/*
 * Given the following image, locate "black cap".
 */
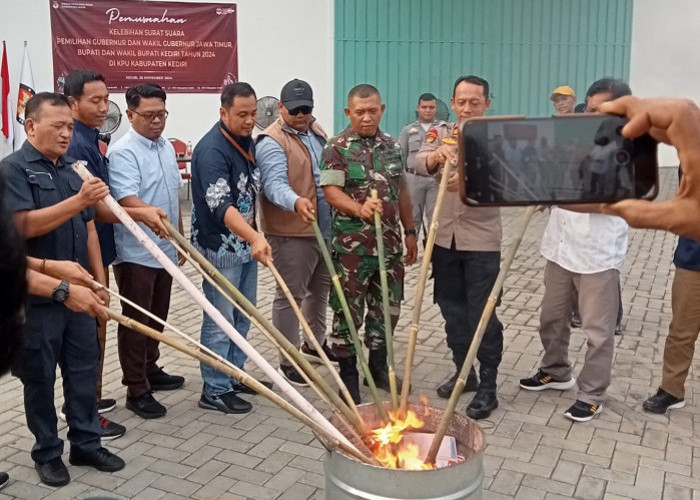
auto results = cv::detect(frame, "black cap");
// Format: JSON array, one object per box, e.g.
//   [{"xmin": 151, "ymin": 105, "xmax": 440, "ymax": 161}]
[{"xmin": 280, "ymin": 79, "xmax": 313, "ymax": 109}]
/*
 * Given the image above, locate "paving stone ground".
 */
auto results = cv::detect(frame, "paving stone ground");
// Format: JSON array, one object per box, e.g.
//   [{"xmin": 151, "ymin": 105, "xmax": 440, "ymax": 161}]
[{"xmin": 1, "ymin": 167, "xmax": 698, "ymax": 500}]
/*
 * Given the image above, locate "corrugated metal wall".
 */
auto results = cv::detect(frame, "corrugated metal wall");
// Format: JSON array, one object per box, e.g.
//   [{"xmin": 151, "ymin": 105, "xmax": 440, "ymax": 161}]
[{"xmin": 334, "ymin": 0, "xmax": 633, "ymax": 135}]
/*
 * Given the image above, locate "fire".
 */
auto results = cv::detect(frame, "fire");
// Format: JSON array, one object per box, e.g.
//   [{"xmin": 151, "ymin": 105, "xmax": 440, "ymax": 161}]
[{"xmin": 368, "ymin": 409, "xmax": 434, "ymax": 470}]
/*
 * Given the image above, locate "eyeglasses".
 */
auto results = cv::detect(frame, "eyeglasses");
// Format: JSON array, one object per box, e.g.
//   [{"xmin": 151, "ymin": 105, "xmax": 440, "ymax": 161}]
[
  {"xmin": 286, "ymin": 106, "xmax": 313, "ymax": 116},
  {"xmin": 130, "ymin": 109, "xmax": 169, "ymax": 121}
]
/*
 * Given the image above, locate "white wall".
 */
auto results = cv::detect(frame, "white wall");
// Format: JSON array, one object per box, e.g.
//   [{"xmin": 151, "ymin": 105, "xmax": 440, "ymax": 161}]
[
  {"xmin": 630, "ymin": 0, "xmax": 700, "ymax": 166},
  {"xmin": 0, "ymin": 0, "xmax": 334, "ymax": 145}
]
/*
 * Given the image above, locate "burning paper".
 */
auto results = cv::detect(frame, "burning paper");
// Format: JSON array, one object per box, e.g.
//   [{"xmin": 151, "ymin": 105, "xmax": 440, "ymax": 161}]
[{"xmin": 368, "ymin": 409, "xmax": 462, "ymax": 470}]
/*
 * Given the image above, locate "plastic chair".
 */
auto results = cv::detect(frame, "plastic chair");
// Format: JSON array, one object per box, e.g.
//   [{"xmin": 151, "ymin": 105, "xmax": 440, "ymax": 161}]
[{"xmin": 169, "ymin": 138, "xmax": 191, "ymax": 200}]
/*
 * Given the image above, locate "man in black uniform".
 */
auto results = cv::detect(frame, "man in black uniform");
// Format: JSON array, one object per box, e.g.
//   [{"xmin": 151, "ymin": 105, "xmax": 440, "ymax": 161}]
[{"xmin": 1, "ymin": 92, "xmax": 124, "ymax": 487}]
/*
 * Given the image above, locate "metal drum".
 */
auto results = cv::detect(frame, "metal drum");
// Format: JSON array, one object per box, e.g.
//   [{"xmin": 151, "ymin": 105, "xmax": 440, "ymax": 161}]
[{"xmin": 325, "ymin": 403, "xmax": 485, "ymax": 500}]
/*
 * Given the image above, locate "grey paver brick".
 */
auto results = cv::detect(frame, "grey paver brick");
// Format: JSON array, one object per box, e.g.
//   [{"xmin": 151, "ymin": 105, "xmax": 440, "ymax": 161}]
[
  {"xmin": 515, "ymin": 485, "xmax": 546, "ymax": 500},
  {"xmin": 573, "ymin": 475, "xmax": 606, "ymax": 500},
  {"xmin": 274, "ymin": 483, "xmax": 317, "ymax": 500},
  {"xmin": 663, "ymin": 483, "xmax": 692, "ymax": 500},
  {"xmin": 551, "ymin": 460, "xmax": 583, "ymax": 485},
  {"xmin": 113, "ymin": 469, "xmax": 160, "ymax": 497},
  {"xmin": 192, "ymin": 474, "xmax": 239, "ymax": 499},
  {"xmin": 264, "ymin": 465, "xmax": 305, "ymax": 491},
  {"xmin": 229, "ymin": 480, "xmax": 279, "ymax": 500},
  {"xmin": 521, "ymin": 474, "xmax": 575, "ymax": 496},
  {"xmin": 490, "ymin": 469, "xmax": 525, "ymax": 496}
]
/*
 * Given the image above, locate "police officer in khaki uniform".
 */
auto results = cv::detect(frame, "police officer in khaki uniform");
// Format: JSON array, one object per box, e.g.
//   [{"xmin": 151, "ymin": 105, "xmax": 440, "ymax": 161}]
[
  {"xmin": 398, "ymin": 93, "xmax": 444, "ymax": 243},
  {"xmin": 415, "ymin": 75, "xmax": 503, "ymax": 420}
]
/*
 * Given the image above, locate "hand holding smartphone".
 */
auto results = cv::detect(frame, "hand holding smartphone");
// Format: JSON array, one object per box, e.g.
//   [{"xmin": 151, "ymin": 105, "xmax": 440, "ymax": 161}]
[{"xmin": 458, "ymin": 114, "xmax": 659, "ymax": 206}]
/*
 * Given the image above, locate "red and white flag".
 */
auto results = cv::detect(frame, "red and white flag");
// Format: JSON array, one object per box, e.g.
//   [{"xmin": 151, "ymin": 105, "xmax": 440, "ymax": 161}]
[
  {"xmin": 0, "ymin": 41, "xmax": 13, "ymax": 159},
  {"xmin": 13, "ymin": 42, "xmax": 35, "ymax": 151}
]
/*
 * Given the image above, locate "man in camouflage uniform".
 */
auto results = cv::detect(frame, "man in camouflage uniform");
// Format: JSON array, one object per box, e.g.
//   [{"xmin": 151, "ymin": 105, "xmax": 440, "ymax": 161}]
[{"xmin": 320, "ymin": 84, "xmax": 417, "ymax": 403}]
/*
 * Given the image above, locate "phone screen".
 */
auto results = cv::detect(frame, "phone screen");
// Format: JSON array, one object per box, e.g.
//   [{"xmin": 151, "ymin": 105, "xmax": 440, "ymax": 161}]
[{"xmin": 460, "ymin": 115, "xmax": 658, "ymax": 205}]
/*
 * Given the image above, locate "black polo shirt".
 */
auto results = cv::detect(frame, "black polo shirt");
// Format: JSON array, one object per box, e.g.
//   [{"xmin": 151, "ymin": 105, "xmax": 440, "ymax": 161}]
[
  {"xmin": 1, "ymin": 142, "xmax": 96, "ymax": 302},
  {"xmin": 67, "ymin": 119, "xmax": 116, "ymax": 267}
]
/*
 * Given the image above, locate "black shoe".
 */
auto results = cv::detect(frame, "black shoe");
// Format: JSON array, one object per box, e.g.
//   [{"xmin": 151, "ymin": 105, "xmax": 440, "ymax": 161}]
[
  {"xmin": 364, "ymin": 347, "xmax": 408, "ymax": 393},
  {"xmin": 99, "ymin": 415, "xmax": 126, "ymax": 440},
  {"xmin": 465, "ymin": 388, "xmax": 498, "ymax": 420},
  {"xmin": 642, "ymin": 388, "xmax": 685, "ymax": 414},
  {"xmin": 69, "ymin": 447, "xmax": 125, "ymax": 472},
  {"xmin": 126, "ymin": 392, "xmax": 166, "ymax": 419},
  {"xmin": 147, "ymin": 368, "xmax": 185, "ymax": 391},
  {"xmin": 615, "ymin": 323, "xmax": 623, "ymax": 335},
  {"xmin": 519, "ymin": 369, "xmax": 576, "ymax": 391},
  {"xmin": 198, "ymin": 390, "xmax": 252, "ymax": 414},
  {"xmin": 0, "ymin": 471, "xmax": 7, "ymax": 490},
  {"xmin": 363, "ymin": 369, "xmax": 406, "ymax": 393},
  {"xmin": 278, "ymin": 365, "xmax": 308, "ymax": 387},
  {"xmin": 61, "ymin": 399, "xmax": 117, "ymax": 421},
  {"xmin": 564, "ymin": 400, "xmax": 603, "ymax": 422},
  {"xmin": 301, "ymin": 341, "xmax": 339, "ymax": 366},
  {"xmin": 35, "ymin": 457, "xmax": 70, "ymax": 487},
  {"xmin": 338, "ymin": 356, "xmax": 361, "ymax": 404},
  {"xmin": 436, "ymin": 369, "xmax": 479, "ymax": 399},
  {"xmin": 232, "ymin": 380, "xmax": 273, "ymax": 395},
  {"xmin": 570, "ymin": 312, "xmax": 582, "ymax": 328},
  {"xmin": 97, "ymin": 398, "xmax": 117, "ymax": 414}
]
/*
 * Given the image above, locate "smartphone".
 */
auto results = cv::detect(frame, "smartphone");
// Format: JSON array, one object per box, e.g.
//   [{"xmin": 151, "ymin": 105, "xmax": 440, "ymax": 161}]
[{"xmin": 458, "ymin": 114, "xmax": 659, "ymax": 206}]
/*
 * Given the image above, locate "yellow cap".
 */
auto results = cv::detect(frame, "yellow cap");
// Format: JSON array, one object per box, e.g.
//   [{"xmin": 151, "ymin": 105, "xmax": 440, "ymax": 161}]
[{"xmin": 550, "ymin": 85, "xmax": 575, "ymax": 100}]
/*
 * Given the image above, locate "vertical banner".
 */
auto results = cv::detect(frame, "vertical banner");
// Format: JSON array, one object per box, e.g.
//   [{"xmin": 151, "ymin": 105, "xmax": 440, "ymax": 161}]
[
  {"xmin": 49, "ymin": 0, "xmax": 238, "ymax": 93},
  {"xmin": 1, "ymin": 41, "xmax": 13, "ymax": 158},
  {"xmin": 14, "ymin": 43, "xmax": 35, "ymax": 151}
]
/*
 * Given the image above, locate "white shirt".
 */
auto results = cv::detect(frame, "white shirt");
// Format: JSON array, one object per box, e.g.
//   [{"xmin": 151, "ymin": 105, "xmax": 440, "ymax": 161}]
[{"xmin": 540, "ymin": 207, "xmax": 628, "ymax": 274}]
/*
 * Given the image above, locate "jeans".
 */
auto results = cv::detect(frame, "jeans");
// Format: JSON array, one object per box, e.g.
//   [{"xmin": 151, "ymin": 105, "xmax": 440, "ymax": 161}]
[{"xmin": 200, "ymin": 260, "xmax": 258, "ymax": 396}]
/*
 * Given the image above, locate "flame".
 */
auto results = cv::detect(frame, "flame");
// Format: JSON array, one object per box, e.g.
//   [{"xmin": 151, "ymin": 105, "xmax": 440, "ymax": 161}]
[{"xmin": 368, "ymin": 409, "xmax": 434, "ymax": 470}]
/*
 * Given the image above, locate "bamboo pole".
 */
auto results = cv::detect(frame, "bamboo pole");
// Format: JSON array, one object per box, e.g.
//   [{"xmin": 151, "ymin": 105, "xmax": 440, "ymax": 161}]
[
  {"xmin": 370, "ymin": 189, "xmax": 399, "ymax": 410},
  {"xmin": 71, "ymin": 161, "xmax": 354, "ymax": 450},
  {"xmin": 311, "ymin": 220, "xmax": 389, "ymax": 423},
  {"xmin": 167, "ymin": 238, "xmax": 333, "ymax": 407},
  {"xmin": 267, "ymin": 261, "xmax": 364, "ymax": 425},
  {"xmin": 105, "ymin": 309, "xmax": 376, "ymax": 465},
  {"xmin": 399, "ymin": 154, "xmax": 454, "ymax": 416},
  {"xmin": 97, "ymin": 279, "xmax": 356, "ymax": 439},
  {"xmin": 162, "ymin": 219, "xmax": 367, "ymax": 434},
  {"xmin": 425, "ymin": 206, "xmax": 536, "ymax": 466}
]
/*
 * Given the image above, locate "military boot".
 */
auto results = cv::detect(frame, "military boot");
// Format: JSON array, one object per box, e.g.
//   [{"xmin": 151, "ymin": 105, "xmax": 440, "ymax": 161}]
[
  {"xmin": 466, "ymin": 366, "xmax": 498, "ymax": 420},
  {"xmin": 364, "ymin": 347, "xmax": 406, "ymax": 393},
  {"xmin": 338, "ymin": 356, "xmax": 361, "ymax": 404},
  {"xmin": 436, "ymin": 366, "xmax": 479, "ymax": 399}
]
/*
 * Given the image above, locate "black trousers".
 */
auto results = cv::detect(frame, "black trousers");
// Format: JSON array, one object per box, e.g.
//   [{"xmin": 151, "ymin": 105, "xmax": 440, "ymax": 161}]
[
  {"xmin": 15, "ymin": 303, "xmax": 101, "ymax": 463},
  {"xmin": 114, "ymin": 262, "xmax": 172, "ymax": 398},
  {"xmin": 432, "ymin": 246, "xmax": 504, "ymax": 372}
]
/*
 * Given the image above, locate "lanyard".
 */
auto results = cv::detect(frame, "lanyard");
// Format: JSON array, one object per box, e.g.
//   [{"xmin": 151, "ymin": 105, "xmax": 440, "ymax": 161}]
[{"xmin": 218, "ymin": 124, "xmax": 255, "ymax": 165}]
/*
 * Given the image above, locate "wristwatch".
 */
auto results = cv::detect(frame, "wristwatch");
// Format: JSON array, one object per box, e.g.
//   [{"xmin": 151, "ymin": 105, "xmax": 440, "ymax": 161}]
[
  {"xmin": 404, "ymin": 228, "xmax": 417, "ymax": 236},
  {"xmin": 52, "ymin": 280, "xmax": 70, "ymax": 303}
]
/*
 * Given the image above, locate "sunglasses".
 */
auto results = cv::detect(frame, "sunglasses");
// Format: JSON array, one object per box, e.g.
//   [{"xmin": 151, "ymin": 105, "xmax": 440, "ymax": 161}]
[{"xmin": 286, "ymin": 105, "xmax": 313, "ymax": 116}]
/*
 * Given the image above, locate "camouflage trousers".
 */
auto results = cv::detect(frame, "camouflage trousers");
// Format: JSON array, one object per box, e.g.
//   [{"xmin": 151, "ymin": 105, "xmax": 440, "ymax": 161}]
[{"xmin": 329, "ymin": 252, "xmax": 404, "ymax": 358}]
